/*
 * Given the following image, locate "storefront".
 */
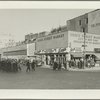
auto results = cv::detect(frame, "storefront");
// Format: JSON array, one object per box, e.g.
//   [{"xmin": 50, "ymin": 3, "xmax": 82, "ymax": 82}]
[
  {"xmin": 35, "ymin": 47, "xmax": 70, "ymax": 66},
  {"xmin": 36, "ymin": 30, "xmax": 100, "ymax": 68},
  {"xmin": 36, "ymin": 30, "xmax": 71, "ymax": 66}
]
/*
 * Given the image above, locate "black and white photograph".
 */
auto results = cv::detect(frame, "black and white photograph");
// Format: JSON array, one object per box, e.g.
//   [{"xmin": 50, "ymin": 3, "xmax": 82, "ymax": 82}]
[
  {"xmin": 0, "ymin": 2, "xmax": 99, "ymax": 89},
  {"xmin": 0, "ymin": 1, "xmax": 100, "ymax": 99}
]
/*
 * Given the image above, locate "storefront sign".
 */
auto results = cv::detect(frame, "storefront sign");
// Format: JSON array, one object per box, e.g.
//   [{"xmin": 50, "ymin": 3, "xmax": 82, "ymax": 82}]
[
  {"xmin": 36, "ymin": 30, "xmax": 100, "ymax": 53},
  {"xmin": 37, "ymin": 34, "xmax": 64, "ymax": 42},
  {"xmin": 36, "ymin": 31, "xmax": 68, "ymax": 51},
  {"xmin": 68, "ymin": 31, "xmax": 100, "ymax": 52}
]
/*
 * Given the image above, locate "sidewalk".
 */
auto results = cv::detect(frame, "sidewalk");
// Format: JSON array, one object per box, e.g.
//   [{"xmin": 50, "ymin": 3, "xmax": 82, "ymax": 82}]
[
  {"xmin": 68, "ymin": 66, "xmax": 100, "ymax": 72},
  {"xmin": 41, "ymin": 64, "xmax": 100, "ymax": 72}
]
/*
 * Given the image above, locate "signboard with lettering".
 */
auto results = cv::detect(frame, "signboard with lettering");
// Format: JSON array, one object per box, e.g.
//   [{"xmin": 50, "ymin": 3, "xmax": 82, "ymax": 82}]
[
  {"xmin": 27, "ymin": 43, "xmax": 35, "ymax": 56},
  {"xmin": 68, "ymin": 31, "xmax": 100, "ymax": 52},
  {"xmin": 36, "ymin": 31, "xmax": 68, "ymax": 51},
  {"xmin": 88, "ymin": 10, "xmax": 100, "ymax": 35}
]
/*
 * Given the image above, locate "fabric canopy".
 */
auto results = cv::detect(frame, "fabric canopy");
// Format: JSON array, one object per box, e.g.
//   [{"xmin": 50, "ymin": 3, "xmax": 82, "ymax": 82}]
[
  {"xmin": 94, "ymin": 53, "xmax": 100, "ymax": 60},
  {"xmin": 71, "ymin": 52, "xmax": 83, "ymax": 58}
]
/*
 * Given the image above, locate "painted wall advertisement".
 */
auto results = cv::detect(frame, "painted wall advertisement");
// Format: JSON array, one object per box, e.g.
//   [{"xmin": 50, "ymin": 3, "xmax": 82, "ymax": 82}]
[
  {"xmin": 68, "ymin": 31, "xmax": 100, "ymax": 52},
  {"xmin": 36, "ymin": 31, "xmax": 68, "ymax": 51}
]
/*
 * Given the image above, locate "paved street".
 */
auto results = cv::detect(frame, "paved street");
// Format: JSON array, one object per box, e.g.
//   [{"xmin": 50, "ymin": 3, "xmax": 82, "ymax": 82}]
[{"xmin": 0, "ymin": 66, "xmax": 100, "ymax": 89}]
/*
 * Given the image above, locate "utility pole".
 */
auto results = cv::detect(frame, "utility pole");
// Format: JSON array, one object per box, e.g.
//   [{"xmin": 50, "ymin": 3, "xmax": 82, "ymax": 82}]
[{"xmin": 83, "ymin": 28, "xmax": 86, "ymax": 69}]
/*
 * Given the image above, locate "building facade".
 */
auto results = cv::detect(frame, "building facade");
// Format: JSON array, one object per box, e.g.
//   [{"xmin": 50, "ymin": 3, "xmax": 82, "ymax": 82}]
[
  {"xmin": 25, "ymin": 31, "xmax": 49, "ymax": 44},
  {"xmin": 67, "ymin": 13, "xmax": 88, "ymax": 33},
  {"xmin": 36, "ymin": 31, "xmax": 68, "ymax": 51},
  {"xmin": 36, "ymin": 30, "xmax": 100, "ymax": 53},
  {"xmin": 36, "ymin": 29, "xmax": 100, "ymax": 65},
  {"xmin": 0, "ymin": 42, "xmax": 36, "ymax": 59},
  {"xmin": 0, "ymin": 44, "xmax": 27, "ymax": 59},
  {"xmin": 88, "ymin": 9, "xmax": 100, "ymax": 35},
  {"xmin": 66, "ymin": 9, "xmax": 100, "ymax": 59},
  {"xmin": 25, "ymin": 33, "xmax": 38, "ymax": 42},
  {"xmin": 67, "ymin": 9, "xmax": 100, "ymax": 35}
]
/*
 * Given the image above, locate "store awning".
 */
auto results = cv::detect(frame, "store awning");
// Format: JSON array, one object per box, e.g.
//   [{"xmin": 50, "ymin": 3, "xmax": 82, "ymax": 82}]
[
  {"xmin": 94, "ymin": 53, "xmax": 100, "ymax": 60},
  {"xmin": 85, "ymin": 52, "xmax": 95, "ymax": 55},
  {"xmin": 71, "ymin": 52, "xmax": 83, "ymax": 58}
]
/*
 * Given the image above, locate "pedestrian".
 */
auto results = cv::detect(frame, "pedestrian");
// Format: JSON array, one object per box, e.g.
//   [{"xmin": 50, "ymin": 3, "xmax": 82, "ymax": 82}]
[
  {"xmin": 31, "ymin": 60, "xmax": 35, "ymax": 71},
  {"xmin": 69, "ymin": 60, "xmax": 71, "ymax": 68},
  {"xmin": 90, "ymin": 58, "xmax": 95, "ymax": 67},
  {"xmin": 15, "ymin": 60, "xmax": 18, "ymax": 72},
  {"xmin": 26, "ymin": 60, "xmax": 30, "ymax": 72},
  {"xmin": 0, "ymin": 60, "xmax": 1, "ymax": 71},
  {"xmin": 12, "ymin": 60, "xmax": 18, "ymax": 72},
  {"xmin": 58, "ymin": 62, "xmax": 62, "ymax": 70},
  {"xmin": 63, "ymin": 61, "xmax": 67, "ymax": 70},
  {"xmin": 79, "ymin": 58, "xmax": 84, "ymax": 69},
  {"xmin": 53, "ymin": 61, "xmax": 58, "ymax": 70},
  {"xmin": 18, "ymin": 60, "xmax": 22, "ymax": 71},
  {"xmin": 46, "ymin": 56, "xmax": 48, "ymax": 65},
  {"xmin": 71, "ymin": 59, "xmax": 75, "ymax": 68},
  {"xmin": 8, "ymin": 60, "xmax": 11, "ymax": 72}
]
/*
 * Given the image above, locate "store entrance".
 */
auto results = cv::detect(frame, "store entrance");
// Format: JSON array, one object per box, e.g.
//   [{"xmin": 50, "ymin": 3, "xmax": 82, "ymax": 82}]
[
  {"xmin": 58, "ymin": 54, "xmax": 66, "ymax": 64},
  {"xmin": 50, "ymin": 54, "xmax": 54, "ymax": 65},
  {"xmin": 44, "ymin": 53, "xmax": 68, "ymax": 67}
]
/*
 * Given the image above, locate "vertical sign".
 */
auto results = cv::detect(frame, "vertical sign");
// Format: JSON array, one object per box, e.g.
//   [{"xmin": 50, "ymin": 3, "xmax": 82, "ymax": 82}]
[{"xmin": 27, "ymin": 43, "xmax": 35, "ymax": 57}]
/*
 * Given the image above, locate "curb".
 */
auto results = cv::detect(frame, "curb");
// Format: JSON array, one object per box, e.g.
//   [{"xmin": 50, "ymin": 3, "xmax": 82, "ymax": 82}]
[{"xmin": 41, "ymin": 65, "xmax": 100, "ymax": 72}]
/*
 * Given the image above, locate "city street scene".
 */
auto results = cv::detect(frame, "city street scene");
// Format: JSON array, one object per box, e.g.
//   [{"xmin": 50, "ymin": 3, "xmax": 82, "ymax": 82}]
[{"xmin": 0, "ymin": 9, "xmax": 100, "ymax": 89}]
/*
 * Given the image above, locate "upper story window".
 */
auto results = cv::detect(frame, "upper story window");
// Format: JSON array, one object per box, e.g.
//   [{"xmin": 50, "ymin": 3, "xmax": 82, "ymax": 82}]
[
  {"xmin": 85, "ymin": 18, "xmax": 88, "ymax": 24},
  {"xmin": 82, "ymin": 27, "xmax": 85, "ymax": 32},
  {"xmin": 79, "ymin": 20, "xmax": 81, "ymax": 25}
]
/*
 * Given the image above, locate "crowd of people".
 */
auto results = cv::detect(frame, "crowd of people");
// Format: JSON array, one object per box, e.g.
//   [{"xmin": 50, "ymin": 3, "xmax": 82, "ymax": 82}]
[
  {"xmin": 0, "ymin": 58, "xmax": 37, "ymax": 73},
  {"xmin": 0, "ymin": 59, "xmax": 22, "ymax": 72},
  {"xmin": 48, "ymin": 56, "xmax": 96, "ymax": 71},
  {"xmin": 68, "ymin": 57, "xmax": 95, "ymax": 69},
  {"xmin": 52, "ymin": 61, "xmax": 67, "ymax": 71},
  {"xmin": 0, "ymin": 54, "xmax": 97, "ymax": 73},
  {"xmin": 69, "ymin": 58, "xmax": 84, "ymax": 69}
]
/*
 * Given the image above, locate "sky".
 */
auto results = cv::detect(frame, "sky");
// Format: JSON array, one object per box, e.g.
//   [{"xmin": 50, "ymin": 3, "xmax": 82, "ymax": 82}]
[{"xmin": 0, "ymin": 9, "xmax": 94, "ymax": 42}]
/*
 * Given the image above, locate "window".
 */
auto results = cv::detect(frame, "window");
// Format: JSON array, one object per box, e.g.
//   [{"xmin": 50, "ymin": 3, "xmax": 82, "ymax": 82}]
[
  {"xmin": 82, "ymin": 28, "xmax": 85, "ymax": 32},
  {"xmin": 79, "ymin": 20, "xmax": 81, "ymax": 25},
  {"xmin": 85, "ymin": 18, "xmax": 88, "ymax": 24}
]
